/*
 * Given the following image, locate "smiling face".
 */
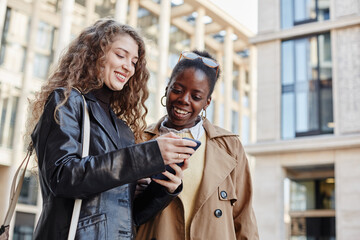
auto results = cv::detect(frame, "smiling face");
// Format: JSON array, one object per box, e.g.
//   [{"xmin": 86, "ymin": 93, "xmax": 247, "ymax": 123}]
[
  {"xmin": 102, "ymin": 34, "xmax": 139, "ymax": 91},
  {"xmin": 165, "ymin": 67, "xmax": 211, "ymax": 130}
]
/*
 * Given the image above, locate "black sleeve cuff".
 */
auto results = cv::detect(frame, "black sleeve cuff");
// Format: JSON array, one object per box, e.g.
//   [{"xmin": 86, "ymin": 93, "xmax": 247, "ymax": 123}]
[{"xmin": 133, "ymin": 181, "xmax": 182, "ymax": 226}]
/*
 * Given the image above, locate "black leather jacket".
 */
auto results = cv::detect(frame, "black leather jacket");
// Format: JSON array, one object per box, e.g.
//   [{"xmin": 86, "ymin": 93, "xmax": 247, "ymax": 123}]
[{"xmin": 31, "ymin": 88, "xmax": 178, "ymax": 239}]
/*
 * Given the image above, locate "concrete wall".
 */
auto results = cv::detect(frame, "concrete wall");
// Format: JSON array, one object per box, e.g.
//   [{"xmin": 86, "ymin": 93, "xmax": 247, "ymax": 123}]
[
  {"xmin": 255, "ymin": 41, "xmax": 281, "ymax": 142},
  {"xmin": 335, "ymin": 148, "xmax": 360, "ymax": 239},
  {"xmin": 253, "ymin": 149, "xmax": 337, "ymax": 240},
  {"xmin": 333, "ymin": 26, "xmax": 360, "ymax": 135},
  {"xmin": 258, "ymin": 0, "xmax": 281, "ymax": 34},
  {"xmin": 333, "ymin": 0, "xmax": 360, "ymax": 18}
]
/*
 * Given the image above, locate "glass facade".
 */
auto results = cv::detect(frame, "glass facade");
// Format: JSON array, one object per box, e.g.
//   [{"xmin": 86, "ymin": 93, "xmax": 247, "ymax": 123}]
[
  {"xmin": 231, "ymin": 110, "xmax": 239, "ymax": 134},
  {"xmin": 281, "ymin": 32, "xmax": 333, "ymax": 139},
  {"xmin": 33, "ymin": 21, "xmax": 54, "ymax": 79},
  {"xmin": 285, "ymin": 165, "xmax": 336, "ymax": 240},
  {"xmin": 18, "ymin": 172, "xmax": 39, "ymax": 206},
  {"xmin": 168, "ymin": 25, "xmax": 190, "ymax": 69},
  {"xmin": 281, "ymin": 0, "xmax": 330, "ymax": 29},
  {"xmin": 0, "ymin": 93, "xmax": 19, "ymax": 148},
  {"xmin": 241, "ymin": 115, "xmax": 249, "ymax": 145},
  {"xmin": 232, "ymin": 66, "xmax": 239, "ymax": 101},
  {"xmin": 0, "ymin": 8, "xmax": 29, "ymax": 73},
  {"xmin": 206, "ymin": 100, "xmax": 214, "ymax": 123},
  {"xmin": 13, "ymin": 212, "xmax": 35, "ymax": 240}
]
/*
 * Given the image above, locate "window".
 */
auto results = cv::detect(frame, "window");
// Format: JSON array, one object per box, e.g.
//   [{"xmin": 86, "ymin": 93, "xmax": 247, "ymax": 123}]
[
  {"xmin": 231, "ymin": 110, "xmax": 239, "ymax": 134},
  {"xmin": 168, "ymin": 25, "xmax": 190, "ymax": 68},
  {"xmin": 206, "ymin": 100, "xmax": 214, "ymax": 123},
  {"xmin": 33, "ymin": 21, "xmax": 54, "ymax": 79},
  {"xmin": 0, "ymin": 8, "xmax": 29, "ymax": 73},
  {"xmin": 145, "ymin": 71, "xmax": 156, "ymax": 121},
  {"xmin": 241, "ymin": 115, "xmax": 250, "ymax": 145},
  {"xmin": 284, "ymin": 165, "xmax": 335, "ymax": 240},
  {"xmin": 232, "ymin": 66, "xmax": 239, "ymax": 101},
  {"xmin": 219, "ymin": 103, "xmax": 224, "ymax": 128},
  {"xmin": 281, "ymin": 0, "xmax": 330, "ymax": 29},
  {"xmin": 18, "ymin": 172, "xmax": 38, "ymax": 206},
  {"xmin": 243, "ymin": 92, "xmax": 249, "ymax": 108},
  {"xmin": 281, "ymin": 33, "xmax": 333, "ymax": 139},
  {"xmin": 0, "ymin": 93, "xmax": 19, "ymax": 148},
  {"xmin": 13, "ymin": 212, "xmax": 35, "ymax": 240}
]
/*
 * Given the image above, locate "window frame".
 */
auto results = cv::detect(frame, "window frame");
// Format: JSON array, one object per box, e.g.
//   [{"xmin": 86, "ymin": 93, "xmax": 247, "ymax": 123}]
[
  {"xmin": 281, "ymin": 32, "xmax": 333, "ymax": 139},
  {"xmin": 281, "ymin": 0, "xmax": 330, "ymax": 29},
  {"xmin": 284, "ymin": 165, "xmax": 336, "ymax": 239},
  {"xmin": 293, "ymin": 0, "xmax": 318, "ymax": 26}
]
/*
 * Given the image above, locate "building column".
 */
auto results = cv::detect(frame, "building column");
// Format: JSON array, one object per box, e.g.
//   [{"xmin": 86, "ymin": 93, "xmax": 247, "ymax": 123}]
[
  {"xmin": 249, "ymin": 45, "xmax": 257, "ymax": 143},
  {"xmin": 115, "ymin": 0, "xmax": 128, "ymax": 24},
  {"xmin": 85, "ymin": 0, "xmax": 95, "ymax": 26},
  {"xmin": 12, "ymin": 0, "xmax": 41, "ymax": 160},
  {"xmin": 0, "ymin": 0, "xmax": 7, "ymax": 48},
  {"xmin": 194, "ymin": 7, "xmax": 205, "ymax": 50},
  {"xmin": 5, "ymin": 1, "xmax": 42, "ymax": 234},
  {"xmin": 54, "ymin": 0, "xmax": 75, "ymax": 62},
  {"xmin": 128, "ymin": 0, "xmax": 139, "ymax": 27},
  {"xmin": 156, "ymin": 0, "xmax": 171, "ymax": 120},
  {"xmin": 237, "ymin": 64, "xmax": 244, "ymax": 136},
  {"xmin": 224, "ymin": 26, "xmax": 233, "ymax": 130},
  {"xmin": 213, "ymin": 51, "xmax": 222, "ymax": 126}
]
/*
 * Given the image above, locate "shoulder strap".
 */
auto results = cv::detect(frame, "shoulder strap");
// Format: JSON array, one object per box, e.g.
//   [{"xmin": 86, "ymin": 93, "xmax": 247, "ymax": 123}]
[
  {"xmin": 1, "ymin": 143, "xmax": 34, "ymax": 229},
  {"xmin": 67, "ymin": 93, "xmax": 90, "ymax": 240}
]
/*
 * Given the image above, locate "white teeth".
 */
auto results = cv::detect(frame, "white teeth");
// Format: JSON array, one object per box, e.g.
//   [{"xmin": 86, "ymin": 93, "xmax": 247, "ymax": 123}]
[
  {"xmin": 115, "ymin": 72, "xmax": 125, "ymax": 80},
  {"xmin": 174, "ymin": 107, "xmax": 189, "ymax": 115}
]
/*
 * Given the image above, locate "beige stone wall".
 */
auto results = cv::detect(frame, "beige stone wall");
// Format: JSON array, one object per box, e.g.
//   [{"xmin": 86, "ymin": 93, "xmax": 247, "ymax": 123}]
[
  {"xmin": 258, "ymin": 0, "xmax": 281, "ymax": 33},
  {"xmin": 253, "ymin": 0, "xmax": 360, "ymax": 239},
  {"xmin": 333, "ymin": 26, "xmax": 360, "ymax": 135},
  {"xmin": 333, "ymin": 0, "xmax": 360, "ymax": 18},
  {"xmin": 255, "ymin": 41, "xmax": 281, "ymax": 142},
  {"xmin": 253, "ymin": 155, "xmax": 285, "ymax": 239},
  {"xmin": 335, "ymin": 148, "xmax": 360, "ymax": 239}
]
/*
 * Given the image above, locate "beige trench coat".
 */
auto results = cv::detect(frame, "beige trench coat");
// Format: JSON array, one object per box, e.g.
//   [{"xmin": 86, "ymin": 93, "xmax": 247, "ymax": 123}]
[{"xmin": 136, "ymin": 118, "xmax": 259, "ymax": 240}]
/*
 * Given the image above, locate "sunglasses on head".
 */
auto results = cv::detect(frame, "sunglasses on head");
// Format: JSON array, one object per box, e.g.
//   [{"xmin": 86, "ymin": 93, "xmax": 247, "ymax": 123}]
[{"xmin": 177, "ymin": 51, "xmax": 219, "ymax": 76}]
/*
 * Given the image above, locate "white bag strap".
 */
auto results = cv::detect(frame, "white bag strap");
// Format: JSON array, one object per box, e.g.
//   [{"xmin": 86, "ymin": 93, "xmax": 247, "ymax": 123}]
[
  {"xmin": 2, "ymin": 144, "xmax": 33, "ymax": 227},
  {"xmin": 67, "ymin": 93, "xmax": 90, "ymax": 240}
]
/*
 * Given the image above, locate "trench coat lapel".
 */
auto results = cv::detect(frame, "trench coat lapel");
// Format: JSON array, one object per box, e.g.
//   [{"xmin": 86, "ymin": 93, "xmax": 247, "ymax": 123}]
[
  {"xmin": 192, "ymin": 120, "xmax": 238, "ymax": 214},
  {"xmin": 145, "ymin": 117, "xmax": 238, "ymax": 214},
  {"xmin": 84, "ymin": 93, "xmax": 121, "ymax": 149}
]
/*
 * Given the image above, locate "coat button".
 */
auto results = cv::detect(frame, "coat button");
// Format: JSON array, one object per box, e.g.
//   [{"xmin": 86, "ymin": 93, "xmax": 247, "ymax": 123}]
[
  {"xmin": 220, "ymin": 191, "xmax": 227, "ymax": 199},
  {"xmin": 214, "ymin": 209, "xmax": 222, "ymax": 218}
]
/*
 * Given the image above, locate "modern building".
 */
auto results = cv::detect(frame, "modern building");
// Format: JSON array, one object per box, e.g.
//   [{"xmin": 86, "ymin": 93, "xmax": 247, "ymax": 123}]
[
  {"xmin": 247, "ymin": 0, "xmax": 360, "ymax": 239},
  {"xmin": 0, "ymin": 0, "xmax": 254, "ymax": 238}
]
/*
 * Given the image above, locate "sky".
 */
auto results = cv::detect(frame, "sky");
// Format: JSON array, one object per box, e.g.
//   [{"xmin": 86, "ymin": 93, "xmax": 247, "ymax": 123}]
[{"xmin": 209, "ymin": 0, "xmax": 258, "ymax": 33}]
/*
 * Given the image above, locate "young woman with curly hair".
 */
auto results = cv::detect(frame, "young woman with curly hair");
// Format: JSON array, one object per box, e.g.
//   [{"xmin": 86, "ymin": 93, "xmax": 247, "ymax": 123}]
[{"xmin": 27, "ymin": 18, "xmax": 196, "ymax": 240}]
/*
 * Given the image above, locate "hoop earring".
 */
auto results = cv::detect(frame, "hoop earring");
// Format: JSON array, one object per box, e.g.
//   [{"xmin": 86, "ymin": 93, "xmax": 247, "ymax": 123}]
[
  {"xmin": 201, "ymin": 109, "xmax": 207, "ymax": 120},
  {"xmin": 161, "ymin": 95, "xmax": 166, "ymax": 107}
]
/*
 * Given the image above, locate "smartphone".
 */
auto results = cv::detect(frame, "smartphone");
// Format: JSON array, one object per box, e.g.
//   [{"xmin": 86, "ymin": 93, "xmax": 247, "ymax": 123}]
[{"xmin": 152, "ymin": 138, "xmax": 201, "ymax": 180}]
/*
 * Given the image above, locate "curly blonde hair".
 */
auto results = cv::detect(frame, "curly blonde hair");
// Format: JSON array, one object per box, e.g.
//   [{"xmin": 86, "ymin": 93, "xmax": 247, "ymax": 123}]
[{"xmin": 27, "ymin": 18, "xmax": 149, "ymax": 143}]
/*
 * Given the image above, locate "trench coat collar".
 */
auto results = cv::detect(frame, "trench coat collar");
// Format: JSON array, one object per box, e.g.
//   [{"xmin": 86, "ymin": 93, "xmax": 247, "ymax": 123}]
[
  {"xmin": 83, "ymin": 91, "xmax": 122, "ymax": 149},
  {"xmin": 146, "ymin": 117, "xmax": 238, "ymax": 212}
]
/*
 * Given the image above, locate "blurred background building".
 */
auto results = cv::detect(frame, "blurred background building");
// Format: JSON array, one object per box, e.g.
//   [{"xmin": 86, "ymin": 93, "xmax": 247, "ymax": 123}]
[
  {"xmin": 0, "ymin": 0, "xmax": 255, "ymax": 238},
  {"xmin": 1, "ymin": 0, "xmax": 360, "ymax": 239},
  {"xmin": 247, "ymin": 0, "xmax": 360, "ymax": 239}
]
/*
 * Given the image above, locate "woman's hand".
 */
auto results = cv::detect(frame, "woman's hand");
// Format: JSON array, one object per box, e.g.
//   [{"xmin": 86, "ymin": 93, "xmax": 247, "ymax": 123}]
[
  {"xmin": 156, "ymin": 132, "xmax": 196, "ymax": 165},
  {"xmin": 152, "ymin": 158, "xmax": 190, "ymax": 193}
]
